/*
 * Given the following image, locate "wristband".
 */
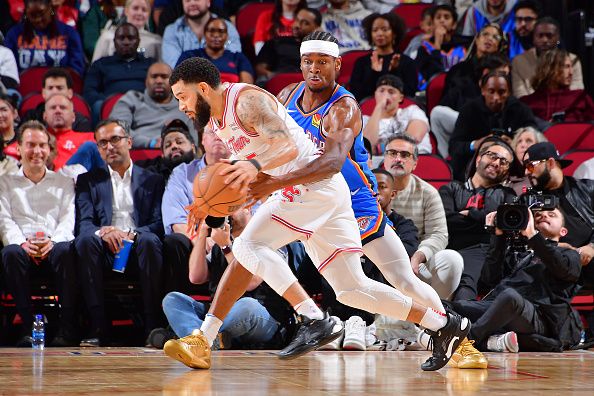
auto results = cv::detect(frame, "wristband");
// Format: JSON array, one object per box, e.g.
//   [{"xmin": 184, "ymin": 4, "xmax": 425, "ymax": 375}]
[
  {"xmin": 230, "ymin": 159, "xmax": 262, "ymax": 171},
  {"xmin": 221, "ymin": 245, "xmax": 232, "ymax": 255}
]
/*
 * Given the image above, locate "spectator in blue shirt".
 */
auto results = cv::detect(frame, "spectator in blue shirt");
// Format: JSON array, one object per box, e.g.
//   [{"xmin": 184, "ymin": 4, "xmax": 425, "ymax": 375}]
[
  {"xmin": 4, "ymin": 0, "xmax": 85, "ymax": 75},
  {"xmin": 161, "ymin": 0, "xmax": 241, "ymax": 69},
  {"xmin": 83, "ymin": 23, "xmax": 155, "ymax": 125},
  {"xmin": 176, "ymin": 17, "xmax": 254, "ymax": 83}
]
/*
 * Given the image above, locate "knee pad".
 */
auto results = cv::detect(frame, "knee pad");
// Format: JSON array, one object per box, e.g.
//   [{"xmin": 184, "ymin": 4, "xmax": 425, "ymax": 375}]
[{"xmin": 336, "ymin": 288, "xmax": 380, "ymax": 314}]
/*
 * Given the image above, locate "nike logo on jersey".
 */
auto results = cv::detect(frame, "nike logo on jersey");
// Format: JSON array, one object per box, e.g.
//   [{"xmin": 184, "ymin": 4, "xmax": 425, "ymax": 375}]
[{"xmin": 350, "ymin": 188, "xmax": 361, "ymax": 196}]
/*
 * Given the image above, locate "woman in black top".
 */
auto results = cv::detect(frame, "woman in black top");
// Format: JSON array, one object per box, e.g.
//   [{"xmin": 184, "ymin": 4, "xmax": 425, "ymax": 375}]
[{"xmin": 348, "ymin": 12, "xmax": 417, "ymax": 101}]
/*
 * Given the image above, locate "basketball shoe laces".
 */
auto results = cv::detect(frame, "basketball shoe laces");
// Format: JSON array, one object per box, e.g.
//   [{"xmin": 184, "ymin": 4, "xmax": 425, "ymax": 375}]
[{"xmin": 180, "ymin": 334, "xmax": 210, "ymax": 349}]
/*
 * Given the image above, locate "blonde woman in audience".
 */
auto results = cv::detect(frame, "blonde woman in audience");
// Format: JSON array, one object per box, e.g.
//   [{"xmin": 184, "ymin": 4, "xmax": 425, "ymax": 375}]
[
  {"xmin": 92, "ymin": 0, "xmax": 162, "ymax": 61},
  {"xmin": 507, "ymin": 126, "xmax": 547, "ymax": 194}
]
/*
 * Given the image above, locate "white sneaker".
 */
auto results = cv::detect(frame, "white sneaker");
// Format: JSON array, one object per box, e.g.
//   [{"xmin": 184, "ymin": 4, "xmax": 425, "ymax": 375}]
[
  {"xmin": 318, "ymin": 316, "xmax": 344, "ymax": 350},
  {"xmin": 365, "ymin": 322, "xmax": 377, "ymax": 347},
  {"xmin": 342, "ymin": 316, "xmax": 367, "ymax": 351},
  {"xmin": 487, "ymin": 331, "xmax": 519, "ymax": 353}
]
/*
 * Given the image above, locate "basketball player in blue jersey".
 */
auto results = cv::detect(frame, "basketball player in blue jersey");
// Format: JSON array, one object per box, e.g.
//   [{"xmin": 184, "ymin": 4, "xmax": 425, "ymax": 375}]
[
  {"xmin": 250, "ymin": 30, "xmax": 477, "ymax": 370},
  {"xmin": 165, "ymin": 54, "xmax": 470, "ymax": 373}
]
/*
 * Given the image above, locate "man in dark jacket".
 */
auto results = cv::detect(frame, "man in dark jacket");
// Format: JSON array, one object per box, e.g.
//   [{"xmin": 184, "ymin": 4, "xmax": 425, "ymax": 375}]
[
  {"xmin": 449, "ymin": 70, "xmax": 535, "ymax": 181},
  {"xmin": 440, "ymin": 138, "xmax": 517, "ymax": 300},
  {"xmin": 74, "ymin": 119, "xmax": 165, "ymax": 347},
  {"xmin": 450, "ymin": 207, "xmax": 582, "ymax": 352}
]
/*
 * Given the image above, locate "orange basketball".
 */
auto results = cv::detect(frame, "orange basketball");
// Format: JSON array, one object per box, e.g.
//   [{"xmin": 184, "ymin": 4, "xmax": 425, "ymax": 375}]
[{"xmin": 192, "ymin": 163, "xmax": 248, "ymax": 216}]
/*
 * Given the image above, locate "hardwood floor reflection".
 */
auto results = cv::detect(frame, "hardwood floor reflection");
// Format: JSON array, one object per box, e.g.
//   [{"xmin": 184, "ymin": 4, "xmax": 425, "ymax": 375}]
[{"xmin": 1, "ymin": 348, "xmax": 593, "ymax": 394}]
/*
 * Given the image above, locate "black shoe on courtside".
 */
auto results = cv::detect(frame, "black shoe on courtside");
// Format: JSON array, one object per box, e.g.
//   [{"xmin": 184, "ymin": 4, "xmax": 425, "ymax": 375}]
[
  {"xmin": 277, "ymin": 313, "xmax": 344, "ymax": 360},
  {"xmin": 421, "ymin": 312, "xmax": 471, "ymax": 371}
]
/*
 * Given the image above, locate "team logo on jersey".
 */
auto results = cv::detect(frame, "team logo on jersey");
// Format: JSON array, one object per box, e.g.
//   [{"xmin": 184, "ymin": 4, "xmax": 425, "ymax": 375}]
[
  {"xmin": 311, "ymin": 113, "xmax": 321, "ymax": 127},
  {"xmin": 226, "ymin": 135, "xmax": 250, "ymax": 155},
  {"xmin": 357, "ymin": 216, "xmax": 374, "ymax": 232}
]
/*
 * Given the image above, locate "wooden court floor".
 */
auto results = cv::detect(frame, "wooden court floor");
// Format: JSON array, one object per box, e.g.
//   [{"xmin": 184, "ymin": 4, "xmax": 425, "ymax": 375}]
[{"xmin": 1, "ymin": 348, "xmax": 594, "ymax": 395}]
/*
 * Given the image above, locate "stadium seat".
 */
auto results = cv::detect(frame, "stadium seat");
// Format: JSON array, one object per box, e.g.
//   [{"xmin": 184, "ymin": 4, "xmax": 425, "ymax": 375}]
[
  {"xmin": 413, "ymin": 154, "xmax": 452, "ymax": 189},
  {"xmin": 425, "ymin": 72, "xmax": 446, "ymax": 115},
  {"xmin": 19, "ymin": 93, "xmax": 46, "ymax": 115},
  {"xmin": 561, "ymin": 149, "xmax": 594, "ymax": 177},
  {"xmin": 392, "ymin": 3, "xmax": 432, "ymax": 29},
  {"xmin": 337, "ymin": 50, "xmax": 371, "ymax": 86},
  {"xmin": 265, "ymin": 72, "xmax": 303, "ymax": 96},
  {"xmin": 20, "ymin": 93, "xmax": 91, "ymax": 119},
  {"xmin": 101, "ymin": 93, "xmax": 125, "ymax": 120},
  {"xmin": 18, "ymin": 67, "xmax": 84, "ymax": 97},
  {"xmin": 130, "ymin": 149, "xmax": 162, "ymax": 162},
  {"xmin": 220, "ymin": 72, "xmax": 240, "ymax": 83},
  {"xmin": 544, "ymin": 123, "xmax": 594, "ymax": 154},
  {"xmin": 359, "ymin": 96, "xmax": 416, "ymax": 116},
  {"xmin": 236, "ymin": 1, "xmax": 275, "ymax": 38}
]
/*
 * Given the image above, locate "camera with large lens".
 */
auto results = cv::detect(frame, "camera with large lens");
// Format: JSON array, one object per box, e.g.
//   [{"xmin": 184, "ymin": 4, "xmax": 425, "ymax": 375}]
[{"xmin": 495, "ymin": 190, "xmax": 559, "ymax": 232}]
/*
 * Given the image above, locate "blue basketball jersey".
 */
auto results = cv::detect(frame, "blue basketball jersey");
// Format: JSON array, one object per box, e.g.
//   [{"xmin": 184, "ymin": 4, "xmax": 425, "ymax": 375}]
[{"xmin": 283, "ymin": 82, "xmax": 388, "ymax": 242}]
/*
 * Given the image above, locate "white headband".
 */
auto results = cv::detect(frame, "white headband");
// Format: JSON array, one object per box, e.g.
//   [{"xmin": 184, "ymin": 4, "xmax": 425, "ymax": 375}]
[{"xmin": 300, "ymin": 40, "xmax": 340, "ymax": 58}]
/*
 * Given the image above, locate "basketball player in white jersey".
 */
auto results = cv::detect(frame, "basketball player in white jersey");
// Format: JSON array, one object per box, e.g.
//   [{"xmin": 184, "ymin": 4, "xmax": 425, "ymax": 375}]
[{"xmin": 164, "ymin": 57, "xmax": 469, "ymax": 371}]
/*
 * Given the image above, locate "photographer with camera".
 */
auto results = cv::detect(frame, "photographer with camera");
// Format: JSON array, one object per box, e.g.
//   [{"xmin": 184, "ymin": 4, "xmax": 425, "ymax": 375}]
[
  {"xmin": 448, "ymin": 206, "xmax": 582, "ymax": 352},
  {"xmin": 523, "ymin": 142, "xmax": 594, "ymax": 269},
  {"xmin": 440, "ymin": 138, "xmax": 517, "ymax": 301}
]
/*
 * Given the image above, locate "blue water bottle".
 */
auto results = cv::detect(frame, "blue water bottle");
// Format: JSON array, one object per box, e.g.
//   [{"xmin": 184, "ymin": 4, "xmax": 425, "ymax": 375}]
[{"xmin": 32, "ymin": 314, "xmax": 45, "ymax": 350}]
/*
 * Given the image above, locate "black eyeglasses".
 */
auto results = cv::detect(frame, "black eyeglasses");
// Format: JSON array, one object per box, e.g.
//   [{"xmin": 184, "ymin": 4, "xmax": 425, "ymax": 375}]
[
  {"xmin": 385, "ymin": 149, "xmax": 414, "ymax": 159},
  {"xmin": 515, "ymin": 16, "xmax": 537, "ymax": 23},
  {"xmin": 481, "ymin": 150, "xmax": 511, "ymax": 167},
  {"xmin": 97, "ymin": 135, "xmax": 129, "ymax": 149}
]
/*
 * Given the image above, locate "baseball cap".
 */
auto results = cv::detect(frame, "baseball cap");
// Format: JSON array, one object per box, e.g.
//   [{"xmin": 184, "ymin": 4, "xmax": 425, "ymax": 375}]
[
  {"xmin": 524, "ymin": 142, "xmax": 572, "ymax": 168},
  {"xmin": 161, "ymin": 119, "xmax": 195, "ymax": 145},
  {"xmin": 376, "ymin": 74, "xmax": 404, "ymax": 92}
]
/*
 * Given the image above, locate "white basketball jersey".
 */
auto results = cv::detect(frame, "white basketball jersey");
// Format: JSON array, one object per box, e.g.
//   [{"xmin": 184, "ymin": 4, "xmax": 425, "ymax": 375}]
[{"xmin": 210, "ymin": 83, "xmax": 319, "ymax": 177}]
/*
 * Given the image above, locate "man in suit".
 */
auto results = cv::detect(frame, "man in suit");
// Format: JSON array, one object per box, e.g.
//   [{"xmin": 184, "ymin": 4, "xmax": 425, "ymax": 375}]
[{"xmin": 75, "ymin": 119, "xmax": 165, "ymax": 347}]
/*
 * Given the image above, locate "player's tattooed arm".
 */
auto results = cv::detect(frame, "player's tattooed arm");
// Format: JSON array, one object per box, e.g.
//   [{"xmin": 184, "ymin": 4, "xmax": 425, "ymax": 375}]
[
  {"xmin": 236, "ymin": 89, "xmax": 298, "ymax": 170},
  {"xmin": 247, "ymin": 96, "xmax": 361, "ymax": 202}
]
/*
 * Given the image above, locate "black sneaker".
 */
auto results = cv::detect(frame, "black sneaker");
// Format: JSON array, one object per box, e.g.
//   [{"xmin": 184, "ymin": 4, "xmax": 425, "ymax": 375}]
[
  {"xmin": 277, "ymin": 313, "xmax": 344, "ymax": 360},
  {"xmin": 421, "ymin": 312, "xmax": 471, "ymax": 371},
  {"xmin": 146, "ymin": 327, "xmax": 177, "ymax": 349}
]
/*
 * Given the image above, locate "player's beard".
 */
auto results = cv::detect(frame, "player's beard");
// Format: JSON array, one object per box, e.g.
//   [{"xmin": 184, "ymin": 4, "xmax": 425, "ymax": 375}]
[{"xmin": 193, "ymin": 97, "xmax": 212, "ymax": 131}]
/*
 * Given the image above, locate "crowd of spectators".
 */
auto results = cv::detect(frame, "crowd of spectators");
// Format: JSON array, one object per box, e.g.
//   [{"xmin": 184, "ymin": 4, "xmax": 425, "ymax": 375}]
[{"xmin": 0, "ymin": 0, "xmax": 592, "ymax": 354}]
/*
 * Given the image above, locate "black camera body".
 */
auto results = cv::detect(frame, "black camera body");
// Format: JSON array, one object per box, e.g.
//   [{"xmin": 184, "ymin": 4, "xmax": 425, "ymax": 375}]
[{"xmin": 495, "ymin": 190, "xmax": 559, "ymax": 231}]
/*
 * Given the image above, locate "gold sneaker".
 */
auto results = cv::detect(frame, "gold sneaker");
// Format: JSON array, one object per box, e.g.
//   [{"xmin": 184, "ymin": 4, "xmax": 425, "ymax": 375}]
[
  {"xmin": 163, "ymin": 331, "xmax": 211, "ymax": 369},
  {"xmin": 449, "ymin": 338, "xmax": 488, "ymax": 369}
]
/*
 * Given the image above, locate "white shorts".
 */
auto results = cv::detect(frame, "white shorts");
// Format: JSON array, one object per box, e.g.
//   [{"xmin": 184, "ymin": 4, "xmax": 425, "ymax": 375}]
[{"xmin": 238, "ymin": 173, "xmax": 363, "ymax": 271}]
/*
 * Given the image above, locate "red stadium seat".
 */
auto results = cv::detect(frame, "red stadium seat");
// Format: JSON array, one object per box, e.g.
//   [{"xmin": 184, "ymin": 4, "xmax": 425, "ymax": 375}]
[
  {"xmin": 561, "ymin": 149, "xmax": 594, "ymax": 177},
  {"xmin": 130, "ymin": 149, "xmax": 162, "ymax": 162},
  {"xmin": 72, "ymin": 94, "xmax": 91, "ymax": 119},
  {"xmin": 337, "ymin": 50, "xmax": 371, "ymax": 86},
  {"xmin": 20, "ymin": 93, "xmax": 91, "ymax": 119},
  {"xmin": 426, "ymin": 72, "xmax": 446, "ymax": 115},
  {"xmin": 101, "ymin": 93, "xmax": 125, "ymax": 120},
  {"xmin": 18, "ymin": 67, "xmax": 83, "ymax": 97},
  {"xmin": 413, "ymin": 154, "xmax": 452, "ymax": 185},
  {"xmin": 19, "ymin": 93, "xmax": 45, "ymax": 115},
  {"xmin": 236, "ymin": 1, "xmax": 275, "ymax": 38},
  {"xmin": 265, "ymin": 72, "xmax": 303, "ymax": 96},
  {"xmin": 392, "ymin": 3, "xmax": 432, "ymax": 29},
  {"xmin": 220, "ymin": 72, "xmax": 240, "ymax": 83},
  {"xmin": 359, "ymin": 96, "xmax": 416, "ymax": 116},
  {"xmin": 544, "ymin": 123, "xmax": 594, "ymax": 155}
]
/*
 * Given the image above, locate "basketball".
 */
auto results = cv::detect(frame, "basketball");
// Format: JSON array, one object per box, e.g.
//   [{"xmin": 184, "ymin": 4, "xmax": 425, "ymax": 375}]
[{"xmin": 192, "ymin": 162, "xmax": 247, "ymax": 217}]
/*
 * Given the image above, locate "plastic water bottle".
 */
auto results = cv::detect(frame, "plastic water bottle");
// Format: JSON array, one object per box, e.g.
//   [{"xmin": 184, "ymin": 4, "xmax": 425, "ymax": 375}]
[{"xmin": 32, "ymin": 314, "xmax": 45, "ymax": 350}]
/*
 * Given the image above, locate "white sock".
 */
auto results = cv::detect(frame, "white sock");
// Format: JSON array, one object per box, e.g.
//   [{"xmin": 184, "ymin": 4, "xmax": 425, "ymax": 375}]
[
  {"xmin": 419, "ymin": 308, "xmax": 447, "ymax": 332},
  {"xmin": 293, "ymin": 298, "xmax": 324, "ymax": 320},
  {"xmin": 199, "ymin": 314, "xmax": 223, "ymax": 347}
]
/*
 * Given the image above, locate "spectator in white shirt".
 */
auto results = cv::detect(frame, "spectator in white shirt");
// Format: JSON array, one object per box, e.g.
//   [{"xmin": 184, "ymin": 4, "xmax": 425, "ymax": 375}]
[
  {"xmin": 362, "ymin": 75, "xmax": 431, "ymax": 155},
  {"xmin": 0, "ymin": 120, "xmax": 78, "ymax": 347}
]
